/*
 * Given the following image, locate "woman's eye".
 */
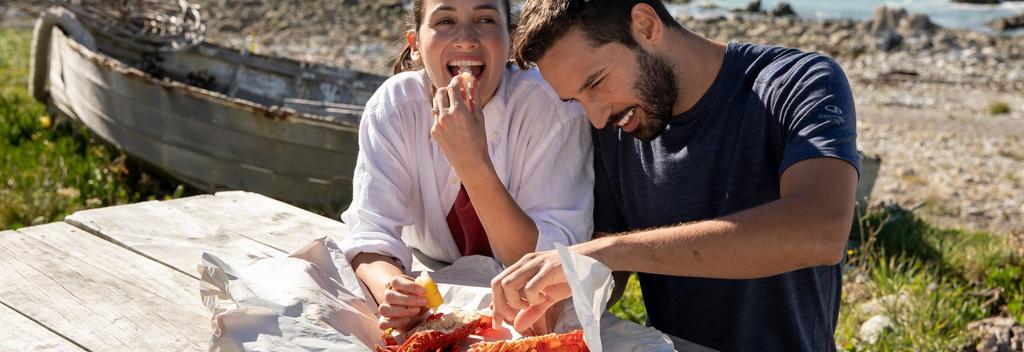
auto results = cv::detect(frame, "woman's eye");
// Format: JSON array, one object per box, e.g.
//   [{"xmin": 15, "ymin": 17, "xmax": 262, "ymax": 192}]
[
  {"xmin": 435, "ymin": 18, "xmax": 454, "ymax": 26},
  {"xmin": 477, "ymin": 17, "xmax": 496, "ymax": 24}
]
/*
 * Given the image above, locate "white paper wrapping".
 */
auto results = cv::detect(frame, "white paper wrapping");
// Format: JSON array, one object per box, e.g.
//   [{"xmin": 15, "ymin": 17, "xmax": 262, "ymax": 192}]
[
  {"xmin": 555, "ymin": 243, "xmax": 676, "ymax": 352},
  {"xmin": 199, "ymin": 238, "xmax": 681, "ymax": 351}
]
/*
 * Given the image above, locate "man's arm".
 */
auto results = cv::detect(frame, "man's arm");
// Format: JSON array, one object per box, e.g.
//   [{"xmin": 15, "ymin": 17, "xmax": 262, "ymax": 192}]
[
  {"xmin": 579, "ymin": 157, "xmax": 857, "ymax": 277},
  {"xmin": 491, "ymin": 157, "xmax": 857, "ymax": 330}
]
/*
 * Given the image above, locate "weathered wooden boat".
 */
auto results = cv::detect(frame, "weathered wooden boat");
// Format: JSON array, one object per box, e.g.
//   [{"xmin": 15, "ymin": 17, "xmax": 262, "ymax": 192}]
[{"xmin": 29, "ymin": 5, "xmax": 385, "ymax": 209}]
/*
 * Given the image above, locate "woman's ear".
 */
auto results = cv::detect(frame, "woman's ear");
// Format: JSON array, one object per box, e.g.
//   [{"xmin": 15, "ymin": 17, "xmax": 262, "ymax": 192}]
[{"xmin": 406, "ymin": 30, "xmax": 421, "ymax": 62}]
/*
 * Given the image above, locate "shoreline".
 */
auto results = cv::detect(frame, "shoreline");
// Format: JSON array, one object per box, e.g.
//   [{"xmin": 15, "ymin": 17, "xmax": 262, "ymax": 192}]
[{"xmin": 665, "ymin": 0, "xmax": 1024, "ymax": 36}]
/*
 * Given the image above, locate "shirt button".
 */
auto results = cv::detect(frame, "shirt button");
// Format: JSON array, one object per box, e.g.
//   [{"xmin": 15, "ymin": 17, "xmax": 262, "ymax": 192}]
[
  {"xmin": 490, "ymin": 131, "xmax": 500, "ymax": 144},
  {"xmin": 450, "ymin": 177, "xmax": 458, "ymax": 185}
]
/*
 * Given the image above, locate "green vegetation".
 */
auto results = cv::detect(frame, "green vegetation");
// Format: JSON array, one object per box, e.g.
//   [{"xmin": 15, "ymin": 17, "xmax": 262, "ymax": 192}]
[
  {"xmin": 0, "ymin": 28, "xmax": 187, "ymax": 230},
  {"xmin": 3, "ymin": 27, "xmax": 1021, "ymax": 351},
  {"xmin": 610, "ymin": 273, "xmax": 647, "ymax": 324},
  {"xmin": 989, "ymin": 101, "xmax": 1011, "ymax": 115}
]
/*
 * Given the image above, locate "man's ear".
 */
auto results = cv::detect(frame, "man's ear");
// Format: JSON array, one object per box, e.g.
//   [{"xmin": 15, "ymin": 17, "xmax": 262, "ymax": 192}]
[
  {"xmin": 630, "ymin": 3, "xmax": 664, "ymax": 47},
  {"xmin": 406, "ymin": 30, "xmax": 421, "ymax": 62}
]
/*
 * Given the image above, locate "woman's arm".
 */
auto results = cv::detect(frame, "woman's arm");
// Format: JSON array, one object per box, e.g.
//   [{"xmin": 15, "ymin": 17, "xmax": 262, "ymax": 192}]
[
  {"xmin": 461, "ymin": 166, "xmax": 541, "ymax": 267},
  {"xmin": 431, "ymin": 76, "xmax": 541, "ymax": 266},
  {"xmin": 351, "ymin": 253, "xmax": 407, "ymax": 305},
  {"xmin": 339, "ymin": 87, "xmax": 428, "ymax": 331}
]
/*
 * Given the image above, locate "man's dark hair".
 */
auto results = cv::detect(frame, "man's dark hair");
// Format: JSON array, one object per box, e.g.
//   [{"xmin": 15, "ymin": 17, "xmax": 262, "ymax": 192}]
[{"xmin": 513, "ymin": 0, "xmax": 683, "ymax": 68}]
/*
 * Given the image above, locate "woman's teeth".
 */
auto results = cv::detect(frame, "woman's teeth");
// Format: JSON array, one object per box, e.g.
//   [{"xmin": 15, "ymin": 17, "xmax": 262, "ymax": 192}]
[
  {"xmin": 448, "ymin": 60, "xmax": 483, "ymax": 76},
  {"xmin": 617, "ymin": 109, "xmax": 635, "ymax": 127},
  {"xmin": 449, "ymin": 60, "xmax": 483, "ymax": 67}
]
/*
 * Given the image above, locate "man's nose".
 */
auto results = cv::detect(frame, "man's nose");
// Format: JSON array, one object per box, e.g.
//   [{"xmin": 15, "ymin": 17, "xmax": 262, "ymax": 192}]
[{"xmin": 580, "ymin": 100, "xmax": 610, "ymax": 129}]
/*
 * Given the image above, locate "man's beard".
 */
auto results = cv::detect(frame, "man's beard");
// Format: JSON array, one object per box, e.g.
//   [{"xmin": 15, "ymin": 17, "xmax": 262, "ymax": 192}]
[{"xmin": 629, "ymin": 49, "xmax": 678, "ymax": 142}]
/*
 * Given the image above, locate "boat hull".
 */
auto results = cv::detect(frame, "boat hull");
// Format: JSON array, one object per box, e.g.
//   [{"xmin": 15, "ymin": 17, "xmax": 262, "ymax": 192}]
[{"xmin": 38, "ymin": 23, "xmax": 381, "ymax": 210}]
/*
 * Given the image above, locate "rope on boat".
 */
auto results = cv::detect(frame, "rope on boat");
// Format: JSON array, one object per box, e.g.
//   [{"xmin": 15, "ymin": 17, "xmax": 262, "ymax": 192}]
[{"xmin": 57, "ymin": 0, "xmax": 206, "ymax": 53}]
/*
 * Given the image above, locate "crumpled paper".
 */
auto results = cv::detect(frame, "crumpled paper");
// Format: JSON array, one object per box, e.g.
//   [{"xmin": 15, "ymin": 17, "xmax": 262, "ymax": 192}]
[
  {"xmin": 555, "ymin": 243, "xmax": 675, "ymax": 352},
  {"xmin": 199, "ymin": 237, "xmax": 680, "ymax": 351}
]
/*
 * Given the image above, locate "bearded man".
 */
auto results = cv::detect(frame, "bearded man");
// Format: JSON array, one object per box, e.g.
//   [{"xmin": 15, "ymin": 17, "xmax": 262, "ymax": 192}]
[{"xmin": 490, "ymin": 1, "xmax": 860, "ymax": 351}]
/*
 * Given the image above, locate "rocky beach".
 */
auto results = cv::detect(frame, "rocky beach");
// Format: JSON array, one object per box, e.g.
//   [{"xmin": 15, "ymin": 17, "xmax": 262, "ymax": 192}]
[{"xmin": 2, "ymin": 0, "xmax": 1022, "ymax": 234}]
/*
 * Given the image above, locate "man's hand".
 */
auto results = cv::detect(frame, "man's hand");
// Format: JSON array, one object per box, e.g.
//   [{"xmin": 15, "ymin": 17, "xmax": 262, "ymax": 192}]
[{"xmin": 490, "ymin": 250, "xmax": 573, "ymax": 332}]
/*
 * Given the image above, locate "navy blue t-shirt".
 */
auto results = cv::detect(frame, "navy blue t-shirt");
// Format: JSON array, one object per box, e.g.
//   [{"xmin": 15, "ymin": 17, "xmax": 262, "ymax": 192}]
[{"xmin": 593, "ymin": 43, "xmax": 859, "ymax": 351}]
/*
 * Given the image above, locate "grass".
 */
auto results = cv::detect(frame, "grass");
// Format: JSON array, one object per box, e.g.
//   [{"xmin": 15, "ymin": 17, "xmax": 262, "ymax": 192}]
[
  {"xmin": 4, "ymin": 26, "xmax": 1022, "ymax": 351},
  {"xmin": 989, "ymin": 101, "xmax": 1010, "ymax": 115},
  {"xmin": 0, "ymin": 28, "xmax": 188, "ymax": 230}
]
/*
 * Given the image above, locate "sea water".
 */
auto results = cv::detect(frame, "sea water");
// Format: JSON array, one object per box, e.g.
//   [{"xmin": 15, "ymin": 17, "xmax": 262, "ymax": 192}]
[{"xmin": 667, "ymin": 0, "xmax": 1024, "ymax": 34}]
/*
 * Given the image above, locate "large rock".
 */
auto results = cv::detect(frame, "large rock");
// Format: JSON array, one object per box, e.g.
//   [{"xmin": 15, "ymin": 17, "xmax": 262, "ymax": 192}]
[
  {"xmin": 991, "ymin": 12, "xmax": 1024, "ymax": 32},
  {"xmin": 743, "ymin": 0, "xmax": 762, "ymax": 13},
  {"xmin": 905, "ymin": 13, "xmax": 938, "ymax": 35},
  {"xmin": 867, "ymin": 6, "xmax": 940, "ymax": 51},
  {"xmin": 858, "ymin": 315, "xmax": 895, "ymax": 344},
  {"xmin": 768, "ymin": 2, "xmax": 797, "ymax": 17},
  {"xmin": 967, "ymin": 317, "xmax": 1024, "ymax": 352}
]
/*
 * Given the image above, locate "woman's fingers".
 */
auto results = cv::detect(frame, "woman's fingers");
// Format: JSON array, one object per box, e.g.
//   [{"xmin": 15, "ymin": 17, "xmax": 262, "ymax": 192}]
[
  {"xmin": 389, "ymin": 275, "xmax": 425, "ymax": 296},
  {"xmin": 385, "ymin": 289, "xmax": 427, "ymax": 307},
  {"xmin": 379, "ymin": 316, "xmax": 419, "ymax": 331},
  {"xmin": 379, "ymin": 302, "xmax": 424, "ymax": 318},
  {"xmin": 378, "ymin": 275, "xmax": 426, "ymax": 320},
  {"xmin": 446, "ymin": 75, "xmax": 467, "ymax": 112},
  {"xmin": 437, "ymin": 86, "xmax": 451, "ymax": 112}
]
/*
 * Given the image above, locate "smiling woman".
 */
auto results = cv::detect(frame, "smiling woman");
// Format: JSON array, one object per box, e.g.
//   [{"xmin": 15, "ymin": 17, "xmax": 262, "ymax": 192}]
[{"xmin": 340, "ymin": 0, "xmax": 595, "ymax": 335}]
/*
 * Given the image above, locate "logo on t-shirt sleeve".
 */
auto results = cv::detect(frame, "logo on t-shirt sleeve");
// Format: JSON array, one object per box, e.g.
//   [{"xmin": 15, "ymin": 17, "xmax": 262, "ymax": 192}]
[{"xmin": 817, "ymin": 104, "xmax": 846, "ymax": 126}]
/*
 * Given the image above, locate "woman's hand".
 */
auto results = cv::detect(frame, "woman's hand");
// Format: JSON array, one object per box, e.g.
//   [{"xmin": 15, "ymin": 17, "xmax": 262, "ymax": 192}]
[
  {"xmin": 431, "ymin": 75, "xmax": 491, "ymax": 175},
  {"xmin": 378, "ymin": 274, "xmax": 429, "ymax": 332}
]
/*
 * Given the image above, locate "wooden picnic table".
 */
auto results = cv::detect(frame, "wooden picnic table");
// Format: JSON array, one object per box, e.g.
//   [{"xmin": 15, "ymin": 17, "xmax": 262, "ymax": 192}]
[
  {"xmin": 1, "ymin": 191, "xmax": 714, "ymax": 352},
  {"xmin": 0, "ymin": 191, "xmax": 350, "ymax": 351}
]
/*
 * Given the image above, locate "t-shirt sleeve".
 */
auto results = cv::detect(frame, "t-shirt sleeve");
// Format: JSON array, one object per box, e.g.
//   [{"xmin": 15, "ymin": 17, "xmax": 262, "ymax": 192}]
[
  {"xmin": 771, "ymin": 55, "xmax": 860, "ymax": 177},
  {"xmin": 592, "ymin": 132, "xmax": 628, "ymax": 234}
]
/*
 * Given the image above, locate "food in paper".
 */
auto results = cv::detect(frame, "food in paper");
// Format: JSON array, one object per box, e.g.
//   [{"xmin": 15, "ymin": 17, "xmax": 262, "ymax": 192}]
[
  {"xmin": 466, "ymin": 329, "xmax": 589, "ymax": 352},
  {"xmin": 377, "ymin": 309, "xmax": 492, "ymax": 352},
  {"xmin": 376, "ymin": 308, "xmax": 589, "ymax": 352}
]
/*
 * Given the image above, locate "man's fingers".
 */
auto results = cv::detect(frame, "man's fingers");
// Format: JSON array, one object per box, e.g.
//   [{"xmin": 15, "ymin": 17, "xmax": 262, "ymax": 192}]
[
  {"xmin": 513, "ymin": 299, "xmax": 555, "ymax": 334},
  {"xmin": 521, "ymin": 264, "xmax": 558, "ymax": 306},
  {"xmin": 490, "ymin": 280, "xmax": 511, "ymax": 329},
  {"xmin": 499, "ymin": 269, "xmax": 532, "ymax": 310}
]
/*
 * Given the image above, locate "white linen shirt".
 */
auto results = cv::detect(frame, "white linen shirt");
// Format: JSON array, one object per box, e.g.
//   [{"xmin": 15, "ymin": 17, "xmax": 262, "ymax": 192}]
[{"xmin": 340, "ymin": 66, "xmax": 594, "ymax": 272}]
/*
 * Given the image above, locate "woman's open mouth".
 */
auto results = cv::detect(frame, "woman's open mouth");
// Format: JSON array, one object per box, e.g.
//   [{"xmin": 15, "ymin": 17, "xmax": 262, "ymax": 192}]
[{"xmin": 447, "ymin": 59, "xmax": 484, "ymax": 79}]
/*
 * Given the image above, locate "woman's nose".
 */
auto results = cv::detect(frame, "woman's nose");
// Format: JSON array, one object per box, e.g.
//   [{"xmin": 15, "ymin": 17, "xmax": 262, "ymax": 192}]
[{"xmin": 453, "ymin": 25, "xmax": 479, "ymax": 49}]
